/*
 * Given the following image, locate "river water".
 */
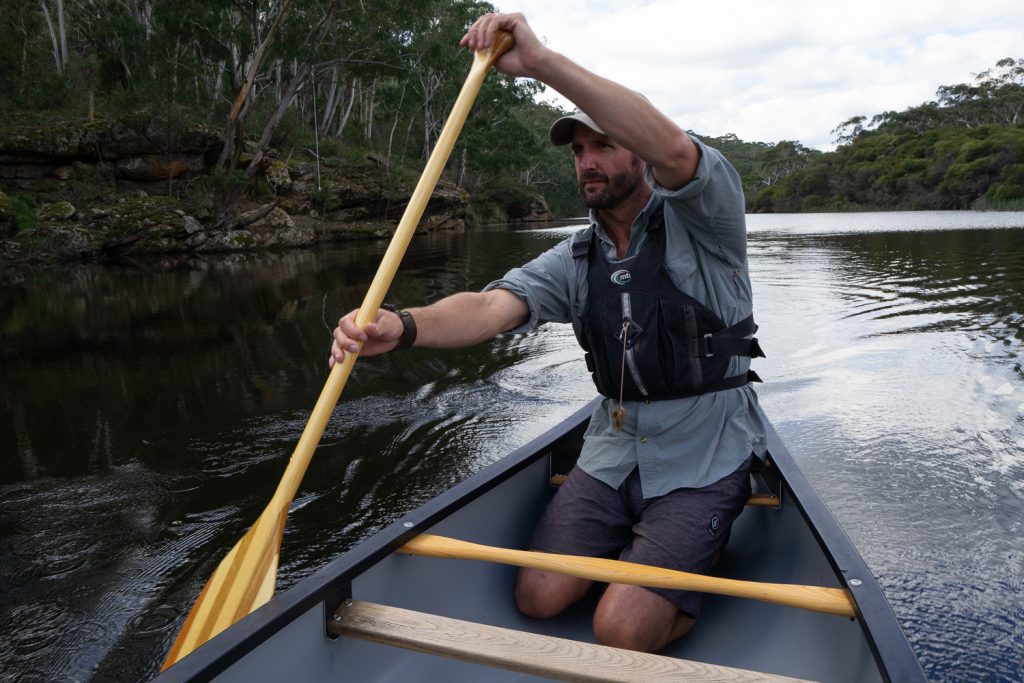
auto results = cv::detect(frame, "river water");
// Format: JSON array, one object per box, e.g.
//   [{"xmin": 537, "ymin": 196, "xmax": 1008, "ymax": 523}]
[{"xmin": 1, "ymin": 211, "xmax": 1022, "ymax": 682}]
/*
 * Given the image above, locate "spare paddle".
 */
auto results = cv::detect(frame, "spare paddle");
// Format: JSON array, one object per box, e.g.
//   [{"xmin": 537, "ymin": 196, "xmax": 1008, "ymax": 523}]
[
  {"xmin": 162, "ymin": 31, "xmax": 515, "ymax": 671},
  {"xmin": 400, "ymin": 534, "xmax": 858, "ymax": 618}
]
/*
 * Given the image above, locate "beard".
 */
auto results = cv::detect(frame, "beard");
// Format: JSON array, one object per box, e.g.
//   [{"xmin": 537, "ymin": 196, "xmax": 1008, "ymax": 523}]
[{"xmin": 578, "ymin": 159, "xmax": 644, "ymax": 209}]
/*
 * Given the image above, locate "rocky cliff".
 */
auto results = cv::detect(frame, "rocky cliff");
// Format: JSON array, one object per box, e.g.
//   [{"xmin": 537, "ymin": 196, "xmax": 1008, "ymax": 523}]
[{"xmin": 0, "ymin": 114, "xmax": 473, "ymax": 264}]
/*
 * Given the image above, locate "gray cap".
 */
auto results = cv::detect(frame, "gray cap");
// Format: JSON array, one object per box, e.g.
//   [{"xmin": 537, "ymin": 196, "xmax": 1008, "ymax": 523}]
[{"xmin": 548, "ymin": 110, "xmax": 605, "ymax": 146}]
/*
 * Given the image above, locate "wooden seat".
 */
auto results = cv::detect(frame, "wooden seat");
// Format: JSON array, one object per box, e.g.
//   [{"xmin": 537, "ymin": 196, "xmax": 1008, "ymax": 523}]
[{"xmin": 329, "ymin": 600, "xmax": 814, "ymax": 682}]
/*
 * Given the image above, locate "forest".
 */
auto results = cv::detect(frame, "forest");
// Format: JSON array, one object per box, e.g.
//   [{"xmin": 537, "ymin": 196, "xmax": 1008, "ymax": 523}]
[
  {"xmin": 0, "ymin": 0, "xmax": 581, "ymax": 232},
  {"xmin": 1, "ymin": 0, "xmax": 1022, "ymax": 229},
  {"xmin": 742, "ymin": 57, "xmax": 1024, "ymax": 212}
]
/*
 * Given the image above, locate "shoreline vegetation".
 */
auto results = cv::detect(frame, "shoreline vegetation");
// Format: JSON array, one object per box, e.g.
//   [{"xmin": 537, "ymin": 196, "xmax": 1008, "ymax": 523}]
[{"xmin": 1, "ymin": 2, "xmax": 1022, "ymax": 270}]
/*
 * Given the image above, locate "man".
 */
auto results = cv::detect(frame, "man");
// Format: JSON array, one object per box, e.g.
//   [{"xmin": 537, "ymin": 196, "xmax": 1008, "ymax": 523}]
[{"xmin": 330, "ymin": 12, "xmax": 767, "ymax": 653}]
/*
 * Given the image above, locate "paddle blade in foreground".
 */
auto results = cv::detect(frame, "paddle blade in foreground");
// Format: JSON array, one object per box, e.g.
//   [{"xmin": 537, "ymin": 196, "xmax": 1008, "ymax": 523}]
[{"xmin": 162, "ymin": 507, "xmax": 286, "ymax": 670}]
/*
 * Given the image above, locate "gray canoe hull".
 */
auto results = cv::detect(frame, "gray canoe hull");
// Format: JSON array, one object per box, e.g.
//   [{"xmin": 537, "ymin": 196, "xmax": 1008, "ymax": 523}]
[{"xmin": 156, "ymin": 399, "xmax": 925, "ymax": 682}]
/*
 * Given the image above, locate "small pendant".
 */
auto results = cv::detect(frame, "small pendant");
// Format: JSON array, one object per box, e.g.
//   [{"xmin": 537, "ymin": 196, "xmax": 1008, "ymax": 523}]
[{"xmin": 612, "ymin": 406, "xmax": 626, "ymax": 431}]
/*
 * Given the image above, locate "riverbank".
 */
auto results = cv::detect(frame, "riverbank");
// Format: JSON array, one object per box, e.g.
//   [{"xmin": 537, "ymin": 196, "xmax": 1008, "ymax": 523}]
[{"xmin": 0, "ymin": 114, "xmax": 553, "ymax": 274}]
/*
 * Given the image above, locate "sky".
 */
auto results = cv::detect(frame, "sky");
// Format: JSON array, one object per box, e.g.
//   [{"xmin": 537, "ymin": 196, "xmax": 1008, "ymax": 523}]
[{"xmin": 498, "ymin": 1, "xmax": 1024, "ymax": 150}]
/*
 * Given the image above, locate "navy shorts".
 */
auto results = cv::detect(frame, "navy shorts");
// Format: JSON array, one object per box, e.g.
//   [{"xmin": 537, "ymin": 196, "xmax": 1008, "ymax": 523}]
[{"xmin": 527, "ymin": 458, "xmax": 753, "ymax": 617}]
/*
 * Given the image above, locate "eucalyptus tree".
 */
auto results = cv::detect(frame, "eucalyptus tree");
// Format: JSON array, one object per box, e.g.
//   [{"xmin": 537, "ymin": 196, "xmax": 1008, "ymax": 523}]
[{"xmin": 38, "ymin": 0, "xmax": 69, "ymax": 74}]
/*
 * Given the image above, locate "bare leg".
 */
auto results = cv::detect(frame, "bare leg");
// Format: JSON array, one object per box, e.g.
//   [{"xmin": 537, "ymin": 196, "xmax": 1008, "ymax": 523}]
[
  {"xmin": 515, "ymin": 568, "xmax": 592, "ymax": 618},
  {"xmin": 593, "ymin": 583, "xmax": 696, "ymax": 652}
]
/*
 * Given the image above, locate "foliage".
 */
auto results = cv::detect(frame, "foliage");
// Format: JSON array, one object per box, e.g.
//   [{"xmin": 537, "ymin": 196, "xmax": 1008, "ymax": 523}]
[
  {"xmin": 2, "ymin": 2, "xmax": 1021, "ymax": 218},
  {"xmin": 0, "ymin": 193, "xmax": 39, "ymax": 234},
  {"xmin": 0, "ymin": 0, "xmax": 577, "ymax": 221},
  {"xmin": 749, "ymin": 58, "xmax": 1024, "ymax": 212},
  {"xmin": 697, "ymin": 133, "xmax": 822, "ymax": 204}
]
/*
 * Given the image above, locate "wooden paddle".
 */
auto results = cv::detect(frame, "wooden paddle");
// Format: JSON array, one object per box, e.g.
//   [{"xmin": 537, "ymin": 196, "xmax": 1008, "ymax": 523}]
[
  {"xmin": 400, "ymin": 534, "xmax": 858, "ymax": 618},
  {"xmin": 162, "ymin": 32, "xmax": 515, "ymax": 671}
]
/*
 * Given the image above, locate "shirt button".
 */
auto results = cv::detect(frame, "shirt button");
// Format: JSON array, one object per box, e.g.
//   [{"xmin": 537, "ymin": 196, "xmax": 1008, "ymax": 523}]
[{"xmin": 640, "ymin": 436, "xmax": 648, "ymax": 444}]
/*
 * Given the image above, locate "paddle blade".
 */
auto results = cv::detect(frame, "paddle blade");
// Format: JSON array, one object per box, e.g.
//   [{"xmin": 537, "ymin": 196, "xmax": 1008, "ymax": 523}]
[{"xmin": 162, "ymin": 507, "xmax": 287, "ymax": 671}]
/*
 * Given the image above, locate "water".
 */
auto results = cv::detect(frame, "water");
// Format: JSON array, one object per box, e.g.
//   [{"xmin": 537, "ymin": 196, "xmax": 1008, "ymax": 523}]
[{"xmin": 1, "ymin": 211, "xmax": 1022, "ymax": 682}]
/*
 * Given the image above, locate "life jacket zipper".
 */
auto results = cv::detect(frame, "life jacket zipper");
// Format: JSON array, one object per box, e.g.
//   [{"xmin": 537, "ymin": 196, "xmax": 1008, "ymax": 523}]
[{"xmin": 620, "ymin": 293, "xmax": 649, "ymax": 397}]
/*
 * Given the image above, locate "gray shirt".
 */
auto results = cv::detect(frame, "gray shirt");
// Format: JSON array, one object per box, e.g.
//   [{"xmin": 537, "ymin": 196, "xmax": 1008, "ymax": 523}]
[{"xmin": 485, "ymin": 139, "xmax": 768, "ymax": 498}]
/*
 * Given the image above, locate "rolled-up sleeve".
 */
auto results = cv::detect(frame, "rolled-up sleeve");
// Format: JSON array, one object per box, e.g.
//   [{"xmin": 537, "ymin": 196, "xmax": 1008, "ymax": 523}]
[
  {"xmin": 644, "ymin": 138, "xmax": 747, "ymax": 268},
  {"xmin": 482, "ymin": 238, "xmax": 575, "ymax": 333}
]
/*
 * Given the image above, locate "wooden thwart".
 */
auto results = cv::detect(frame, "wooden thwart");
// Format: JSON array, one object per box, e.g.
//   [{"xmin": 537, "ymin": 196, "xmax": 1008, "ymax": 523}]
[
  {"xmin": 330, "ymin": 600, "xmax": 814, "ymax": 682},
  {"xmin": 401, "ymin": 535, "xmax": 857, "ymax": 618}
]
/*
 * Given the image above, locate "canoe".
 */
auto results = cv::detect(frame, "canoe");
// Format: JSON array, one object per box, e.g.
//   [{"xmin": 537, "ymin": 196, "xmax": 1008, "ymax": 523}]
[{"xmin": 154, "ymin": 397, "xmax": 926, "ymax": 682}]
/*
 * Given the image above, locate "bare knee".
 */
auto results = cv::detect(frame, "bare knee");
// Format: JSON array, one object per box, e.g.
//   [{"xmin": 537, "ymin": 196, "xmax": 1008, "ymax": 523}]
[
  {"xmin": 515, "ymin": 568, "xmax": 590, "ymax": 619},
  {"xmin": 593, "ymin": 586, "xmax": 695, "ymax": 652},
  {"xmin": 593, "ymin": 614, "xmax": 655, "ymax": 652}
]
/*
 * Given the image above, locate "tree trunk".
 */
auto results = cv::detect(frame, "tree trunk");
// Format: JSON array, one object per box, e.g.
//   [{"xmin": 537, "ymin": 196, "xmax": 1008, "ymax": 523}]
[
  {"xmin": 141, "ymin": 0, "xmax": 154, "ymax": 39},
  {"xmin": 274, "ymin": 59, "xmax": 282, "ymax": 102},
  {"xmin": 422, "ymin": 96, "xmax": 432, "ymax": 162},
  {"xmin": 335, "ymin": 78, "xmax": 356, "ymax": 137},
  {"xmin": 319, "ymin": 67, "xmax": 340, "ymax": 137},
  {"xmin": 213, "ymin": 59, "xmax": 225, "ymax": 100},
  {"xmin": 419, "ymin": 71, "xmax": 442, "ymax": 162},
  {"xmin": 56, "ymin": 0, "xmax": 68, "ymax": 69},
  {"xmin": 385, "ymin": 83, "xmax": 407, "ymax": 170},
  {"xmin": 246, "ymin": 63, "xmax": 309, "ymax": 178},
  {"xmin": 363, "ymin": 79, "xmax": 377, "ymax": 144},
  {"xmin": 39, "ymin": 0, "xmax": 62, "ymax": 74},
  {"xmin": 456, "ymin": 146, "xmax": 467, "ymax": 188}
]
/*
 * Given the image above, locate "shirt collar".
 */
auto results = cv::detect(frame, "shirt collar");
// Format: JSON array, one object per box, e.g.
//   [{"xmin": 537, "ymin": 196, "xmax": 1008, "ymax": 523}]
[{"xmin": 589, "ymin": 193, "xmax": 664, "ymax": 254}]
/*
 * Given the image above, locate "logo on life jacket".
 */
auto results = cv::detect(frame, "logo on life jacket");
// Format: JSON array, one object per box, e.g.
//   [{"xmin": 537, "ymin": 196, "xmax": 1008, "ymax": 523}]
[{"xmin": 610, "ymin": 269, "xmax": 632, "ymax": 286}]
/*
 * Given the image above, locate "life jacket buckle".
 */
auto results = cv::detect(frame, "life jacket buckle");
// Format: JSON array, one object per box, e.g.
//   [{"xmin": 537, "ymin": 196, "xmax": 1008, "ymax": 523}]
[{"xmin": 701, "ymin": 332, "xmax": 715, "ymax": 357}]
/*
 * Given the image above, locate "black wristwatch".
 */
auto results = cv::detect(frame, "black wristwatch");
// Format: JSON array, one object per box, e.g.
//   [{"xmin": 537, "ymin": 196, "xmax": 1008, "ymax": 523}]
[{"xmin": 380, "ymin": 304, "xmax": 417, "ymax": 349}]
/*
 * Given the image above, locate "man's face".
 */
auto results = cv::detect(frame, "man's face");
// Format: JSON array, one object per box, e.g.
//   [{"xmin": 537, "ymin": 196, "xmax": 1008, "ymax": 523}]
[{"xmin": 570, "ymin": 125, "xmax": 644, "ymax": 210}]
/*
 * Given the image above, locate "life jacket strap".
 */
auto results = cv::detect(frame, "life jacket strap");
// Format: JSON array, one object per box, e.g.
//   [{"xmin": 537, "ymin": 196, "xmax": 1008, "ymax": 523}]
[
  {"xmin": 697, "ymin": 314, "xmax": 766, "ymax": 359},
  {"xmin": 690, "ymin": 369, "xmax": 763, "ymax": 396}
]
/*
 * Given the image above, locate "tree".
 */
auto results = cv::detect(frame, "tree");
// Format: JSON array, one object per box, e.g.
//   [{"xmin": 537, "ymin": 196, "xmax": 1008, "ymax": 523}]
[
  {"xmin": 38, "ymin": 0, "xmax": 68, "ymax": 74},
  {"xmin": 831, "ymin": 115, "xmax": 867, "ymax": 146},
  {"xmin": 208, "ymin": 0, "xmax": 349, "ymax": 230}
]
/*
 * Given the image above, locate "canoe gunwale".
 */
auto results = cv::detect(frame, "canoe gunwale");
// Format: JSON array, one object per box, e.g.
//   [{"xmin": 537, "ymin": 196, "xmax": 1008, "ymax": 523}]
[{"xmin": 156, "ymin": 397, "xmax": 925, "ymax": 682}]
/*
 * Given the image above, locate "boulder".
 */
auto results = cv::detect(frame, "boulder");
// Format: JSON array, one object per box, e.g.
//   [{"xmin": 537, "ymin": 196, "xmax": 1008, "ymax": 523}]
[{"xmin": 266, "ymin": 160, "xmax": 292, "ymax": 192}]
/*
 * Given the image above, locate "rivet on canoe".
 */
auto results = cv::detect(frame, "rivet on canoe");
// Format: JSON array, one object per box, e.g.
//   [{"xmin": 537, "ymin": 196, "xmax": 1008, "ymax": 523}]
[
  {"xmin": 848, "ymin": 579, "xmax": 863, "ymax": 587},
  {"xmin": 403, "ymin": 522, "xmax": 414, "ymax": 528}
]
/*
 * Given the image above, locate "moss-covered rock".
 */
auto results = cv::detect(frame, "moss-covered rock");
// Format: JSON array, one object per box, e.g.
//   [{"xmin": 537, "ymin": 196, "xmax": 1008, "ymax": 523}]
[
  {"xmin": 38, "ymin": 201, "xmax": 76, "ymax": 221},
  {"xmin": 266, "ymin": 160, "xmax": 291, "ymax": 192},
  {"xmin": 87, "ymin": 195, "xmax": 195, "ymax": 254}
]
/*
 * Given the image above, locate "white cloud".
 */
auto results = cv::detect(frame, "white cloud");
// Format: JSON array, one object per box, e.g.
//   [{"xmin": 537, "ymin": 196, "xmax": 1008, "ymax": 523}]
[{"xmin": 496, "ymin": 0, "xmax": 1024, "ymax": 149}]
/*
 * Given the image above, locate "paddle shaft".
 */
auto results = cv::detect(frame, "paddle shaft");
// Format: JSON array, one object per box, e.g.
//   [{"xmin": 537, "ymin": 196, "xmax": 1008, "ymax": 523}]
[
  {"xmin": 162, "ymin": 33, "xmax": 515, "ymax": 671},
  {"xmin": 273, "ymin": 31, "xmax": 514, "ymax": 510},
  {"xmin": 400, "ymin": 534, "xmax": 858, "ymax": 618}
]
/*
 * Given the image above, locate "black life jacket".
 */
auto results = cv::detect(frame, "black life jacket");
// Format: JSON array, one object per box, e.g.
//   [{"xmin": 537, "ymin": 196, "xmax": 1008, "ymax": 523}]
[{"xmin": 572, "ymin": 219, "xmax": 764, "ymax": 401}]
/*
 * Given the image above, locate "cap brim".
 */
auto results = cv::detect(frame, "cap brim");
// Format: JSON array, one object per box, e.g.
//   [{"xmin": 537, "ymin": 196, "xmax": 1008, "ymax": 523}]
[{"xmin": 548, "ymin": 112, "xmax": 605, "ymax": 146}]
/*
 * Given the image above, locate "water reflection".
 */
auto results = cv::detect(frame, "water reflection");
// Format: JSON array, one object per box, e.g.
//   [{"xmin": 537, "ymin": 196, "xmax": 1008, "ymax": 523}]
[
  {"xmin": 1, "ymin": 214, "xmax": 1023, "ymax": 681},
  {"xmin": 749, "ymin": 218, "xmax": 1024, "ymax": 682}
]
